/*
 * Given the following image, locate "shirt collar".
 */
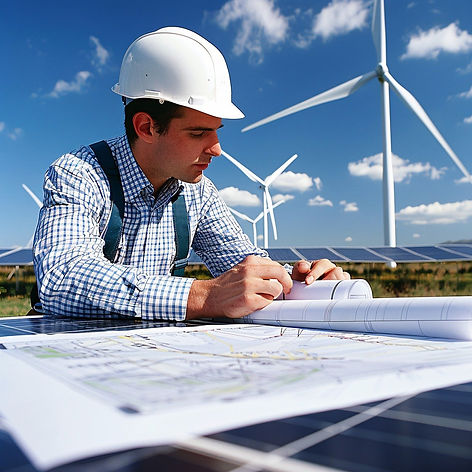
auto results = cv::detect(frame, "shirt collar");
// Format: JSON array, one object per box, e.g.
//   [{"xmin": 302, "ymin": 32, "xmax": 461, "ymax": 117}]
[{"xmin": 108, "ymin": 135, "xmax": 181, "ymax": 204}]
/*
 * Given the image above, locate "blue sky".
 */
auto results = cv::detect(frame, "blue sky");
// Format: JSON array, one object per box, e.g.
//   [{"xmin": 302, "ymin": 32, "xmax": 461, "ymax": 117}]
[{"xmin": 2, "ymin": 0, "xmax": 472, "ymax": 249}]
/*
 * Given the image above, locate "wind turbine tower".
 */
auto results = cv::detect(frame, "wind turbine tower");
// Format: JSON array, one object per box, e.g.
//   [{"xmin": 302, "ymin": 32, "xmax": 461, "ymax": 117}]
[{"xmin": 242, "ymin": 0, "xmax": 471, "ymax": 249}]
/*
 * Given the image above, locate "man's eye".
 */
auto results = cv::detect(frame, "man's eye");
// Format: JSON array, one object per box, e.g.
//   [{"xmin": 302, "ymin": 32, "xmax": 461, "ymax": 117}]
[{"xmin": 190, "ymin": 132, "xmax": 205, "ymax": 138}]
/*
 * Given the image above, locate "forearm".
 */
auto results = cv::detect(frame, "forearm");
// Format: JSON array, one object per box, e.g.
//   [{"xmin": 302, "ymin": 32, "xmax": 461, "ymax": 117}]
[{"xmin": 37, "ymin": 250, "xmax": 195, "ymax": 319}]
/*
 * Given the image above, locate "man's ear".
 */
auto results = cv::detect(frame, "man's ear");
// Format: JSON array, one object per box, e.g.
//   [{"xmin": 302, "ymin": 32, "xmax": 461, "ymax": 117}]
[{"xmin": 133, "ymin": 112, "xmax": 157, "ymax": 144}]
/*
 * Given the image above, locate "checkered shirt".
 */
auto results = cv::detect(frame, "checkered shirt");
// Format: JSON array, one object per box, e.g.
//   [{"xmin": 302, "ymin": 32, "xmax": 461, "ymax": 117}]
[{"xmin": 33, "ymin": 135, "xmax": 267, "ymax": 320}]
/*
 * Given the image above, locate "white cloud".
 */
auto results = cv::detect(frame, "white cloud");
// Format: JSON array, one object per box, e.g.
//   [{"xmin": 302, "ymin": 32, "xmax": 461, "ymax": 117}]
[
  {"xmin": 0, "ymin": 122, "xmax": 4, "ymax": 132},
  {"xmin": 8, "ymin": 128, "xmax": 23, "ymax": 140},
  {"xmin": 219, "ymin": 186, "xmax": 260, "ymax": 207},
  {"xmin": 402, "ymin": 23, "xmax": 472, "ymax": 60},
  {"xmin": 413, "ymin": 233, "xmax": 421, "ymax": 238},
  {"xmin": 464, "ymin": 115, "xmax": 472, "ymax": 124},
  {"xmin": 308, "ymin": 195, "xmax": 333, "ymax": 207},
  {"xmin": 340, "ymin": 200, "xmax": 358, "ymax": 212},
  {"xmin": 272, "ymin": 193, "xmax": 295, "ymax": 203},
  {"xmin": 457, "ymin": 61, "xmax": 472, "ymax": 74},
  {"xmin": 312, "ymin": 0, "xmax": 370, "ymax": 41},
  {"xmin": 458, "ymin": 85, "xmax": 472, "ymax": 99},
  {"xmin": 90, "ymin": 36, "xmax": 110, "ymax": 67},
  {"xmin": 216, "ymin": 0, "xmax": 289, "ymax": 63},
  {"xmin": 313, "ymin": 177, "xmax": 322, "ymax": 191},
  {"xmin": 348, "ymin": 153, "xmax": 446, "ymax": 183},
  {"xmin": 272, "ymin": 171, "xmax": 313, "ymax": 192},
  {"xmin": 345, "ymin": 236, "xmax": 353, "ymax": 242},
  {"xmin": 396, "ymin": 200, "xmax": 472, "ymax": 224},
  {"xmin": 49, "ymin": 71, "xmax": 91, "ymax": 98}
]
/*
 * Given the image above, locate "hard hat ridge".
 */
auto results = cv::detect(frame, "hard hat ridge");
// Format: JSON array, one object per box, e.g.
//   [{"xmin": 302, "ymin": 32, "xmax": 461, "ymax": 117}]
[{"xmin": 112, "ymin": 27, "xmax": 244, "ymax": 119}]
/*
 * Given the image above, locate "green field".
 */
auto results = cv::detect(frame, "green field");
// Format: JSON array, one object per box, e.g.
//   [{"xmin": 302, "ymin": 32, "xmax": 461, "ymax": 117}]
[{"xmin": 1, "ymin": 262, "xmax": 471, "ymax": 318}]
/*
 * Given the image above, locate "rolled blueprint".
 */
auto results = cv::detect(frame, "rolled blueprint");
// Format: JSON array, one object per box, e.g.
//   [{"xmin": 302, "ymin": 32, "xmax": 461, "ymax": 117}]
[
  {"xmin": 276, "ymin": 279, "xmax": 372, "ymax": 301},
  {"xmin": 243, "ymin": 296, "xmax": 472, "ymax": 340}
]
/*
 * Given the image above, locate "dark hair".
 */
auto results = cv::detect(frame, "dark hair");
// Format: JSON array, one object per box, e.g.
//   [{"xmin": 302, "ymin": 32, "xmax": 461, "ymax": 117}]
[{"xmin": 124, "ymin": 98, "xmax": 184, "ymax": 145}]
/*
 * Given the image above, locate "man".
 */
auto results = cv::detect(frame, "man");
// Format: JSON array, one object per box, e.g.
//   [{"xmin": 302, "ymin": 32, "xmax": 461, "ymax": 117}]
[{"xmin": 33, "ymin": 27, "xmax": 349, "ymax": 320}]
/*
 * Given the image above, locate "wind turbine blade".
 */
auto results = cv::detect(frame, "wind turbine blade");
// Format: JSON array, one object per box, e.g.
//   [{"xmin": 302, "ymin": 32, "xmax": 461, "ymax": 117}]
[
  {"xmin": 228, "ymin": 207, "xmax": 254, "ymax": 223},
  {"xmin": 221, "ymin": 150, "xmax": 265, "ymax": 185},
  {"xmin": 265, "ymin": 188, "xmax": 278, "ymax": 241},
  {"xmin": 371, "ymin": 0, "xmax": 386, "ymax": 64},
  {"xmin": 272, "ymin": 199, "xmax": 286, "ymax": 209},
  {"xmin": 265, "ymin": 154, "xmax": 298, "ymax": 186},
  {"xmin": 242, "ymin": 71, "xmax": 377, "ymax": 132},
  {"xmin": 384, "ymin": 71, "xmax": 472, "ymax": 180},
  {"xmin": 22, "ymin": 184, "xmax": 42, "ymax": 208}
]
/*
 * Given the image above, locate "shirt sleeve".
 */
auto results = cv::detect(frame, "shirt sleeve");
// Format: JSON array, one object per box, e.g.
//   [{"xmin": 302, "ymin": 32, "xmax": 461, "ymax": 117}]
[
  {"xmin": 33, "ymin": 157, "xmax": 193, "ymax": 320},
  {"xmin": 191, "ymin": 179, "xmax": 268, "ymax": 277}
]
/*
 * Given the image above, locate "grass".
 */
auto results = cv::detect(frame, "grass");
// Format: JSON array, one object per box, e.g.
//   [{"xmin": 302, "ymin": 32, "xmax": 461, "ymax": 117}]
[{"xmin": 1, "ymin": 261, "xmax": 471, "ymax": 318}]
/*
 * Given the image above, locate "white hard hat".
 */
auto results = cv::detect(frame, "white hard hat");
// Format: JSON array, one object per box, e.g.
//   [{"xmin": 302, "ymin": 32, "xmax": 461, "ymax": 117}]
[{"xmin": 112, "ymin": 27, "xmax": 244, "ymax": 119}]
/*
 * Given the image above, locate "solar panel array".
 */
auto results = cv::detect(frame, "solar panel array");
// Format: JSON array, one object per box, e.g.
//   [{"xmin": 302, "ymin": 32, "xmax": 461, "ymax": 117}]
[{"xmin": 2, "ymin": 244, "xmax": 472, "ymax": 266}]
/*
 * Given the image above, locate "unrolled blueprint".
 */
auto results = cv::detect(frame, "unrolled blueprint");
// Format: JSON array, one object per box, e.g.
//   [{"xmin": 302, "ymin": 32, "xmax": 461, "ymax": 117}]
[{"xmin": 2, "ymin": 323, "xmax": 472, "ymax": 469}]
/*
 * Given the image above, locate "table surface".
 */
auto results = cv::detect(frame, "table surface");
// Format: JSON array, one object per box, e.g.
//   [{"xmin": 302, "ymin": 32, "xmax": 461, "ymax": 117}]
[{"xmin": 1, "ymin": 316, "xmax": 471, "ymax": 472}]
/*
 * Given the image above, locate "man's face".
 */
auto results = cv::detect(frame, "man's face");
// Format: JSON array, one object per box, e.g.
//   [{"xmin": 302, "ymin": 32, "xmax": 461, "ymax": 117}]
[{"xmin": 149, "ymin": 107, "xmax": 223, "ymax": 186}]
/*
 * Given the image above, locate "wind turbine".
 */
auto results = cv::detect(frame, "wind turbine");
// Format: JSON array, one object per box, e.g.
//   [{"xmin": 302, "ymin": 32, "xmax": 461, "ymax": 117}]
[
  {"xmin": 221, "ymin": 149, "xmax": 298, "ymax": 248},
  {"xmin": 242, "ymin": 0, "xmax": 471, "ymax": 249},
  {"xmin": 22, "ymin": 184, "xmax": 42, "ymax": 248},
  {"xmin": 228, "ymin": 199, "xmax": 286, "ymax": 246}
]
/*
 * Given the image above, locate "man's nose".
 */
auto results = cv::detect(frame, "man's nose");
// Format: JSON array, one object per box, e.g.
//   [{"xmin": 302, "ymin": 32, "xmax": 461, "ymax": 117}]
[{"xmin": 206, "ymin": 141, "xmax": 221, "ymax": 157}]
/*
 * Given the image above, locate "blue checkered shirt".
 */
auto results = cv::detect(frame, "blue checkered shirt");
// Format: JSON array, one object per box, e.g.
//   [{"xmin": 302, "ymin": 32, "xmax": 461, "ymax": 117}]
[{"xmin": 33, "ymin": 135, "xmax": 267, "ymax": 320}]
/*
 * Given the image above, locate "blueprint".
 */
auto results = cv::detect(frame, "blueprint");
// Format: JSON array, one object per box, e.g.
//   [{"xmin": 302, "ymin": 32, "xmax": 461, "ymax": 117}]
[
  {"xmin": 250, "ymin": 292, "xmax": 472, "ymax": 340},
  {"xmin": 2, "ymin": 323, "xmax": 472, "ymax": 469}
]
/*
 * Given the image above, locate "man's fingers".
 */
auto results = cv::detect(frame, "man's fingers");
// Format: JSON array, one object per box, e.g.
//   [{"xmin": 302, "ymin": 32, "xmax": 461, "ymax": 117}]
[
  {"xmin": 320, "ymin": 266, "xmax": 344, "ymax": 280},
  {"xmin": 293, "ymin": 259, "xmax": 351, "ymax": 283},
  {"xmin": 239, "ymin": 256, "xmax": 292, "ymax": 293}
]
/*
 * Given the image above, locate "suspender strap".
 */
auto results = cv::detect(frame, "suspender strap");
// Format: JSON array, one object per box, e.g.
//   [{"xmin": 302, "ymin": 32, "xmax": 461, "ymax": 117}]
[
  {"xmin": 90, "ymin": 141, "xmax": 125, "ymax": 262},
  {"xmin": 171, "ymin": 193, "xmax": 190, "ymax": 276},
  {"xmin": 91, "ymin": 140, "xmax": 190, "ymax": 276}
]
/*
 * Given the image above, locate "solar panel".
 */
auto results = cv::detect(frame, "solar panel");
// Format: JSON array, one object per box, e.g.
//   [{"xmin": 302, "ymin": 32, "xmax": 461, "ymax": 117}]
[
  {"xmin": 370, "ymin": 246, "xmax": 430, "ymax": 262},
  {"xmin": 0, "ymin": 249, "xmax": 33, "ymax": 266},
  {"xmin": 406, "ymin": 246, "xmax": 470, "ymax": 261},
  {"xmin": 295, "ymin": 247, "xmax": 347, "ymax": 262},
  {"xmin": 1, "ymin": 316, "xmax": 471, "ymax": 472},
  {"xmin": 331, "ymin": 247, "xmax": 389, "ymax": 262},
  {"xmin": 1, "ymin": 245, "xmax": 471, "ymax": 268},
  {"xmin": 439, "ymin": 245, "xmax": 472, "ymax": 257},
  {"xmin": 265, "ymin": 248, "xmax": 300, "ymax": 262}
]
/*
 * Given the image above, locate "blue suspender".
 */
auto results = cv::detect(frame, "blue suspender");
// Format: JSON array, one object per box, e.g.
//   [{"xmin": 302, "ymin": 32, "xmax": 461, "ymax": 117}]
[
  {"xmin": 90, "ymin": 140, "xmax": 190, "ymax": 276},
  {"xmin": 90, "ymin": 141, "xmax": 125, "ymax": 262}
]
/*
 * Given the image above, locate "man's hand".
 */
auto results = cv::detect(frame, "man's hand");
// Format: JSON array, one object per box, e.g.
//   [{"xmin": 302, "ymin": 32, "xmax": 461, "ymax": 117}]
[
  {"xmin": 291, "ymin": 259, "xmax": 350, "ymax": 285},
  {"xmin": 186, "ymin": 255, "xmax": 292, "ymax": 320}
]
